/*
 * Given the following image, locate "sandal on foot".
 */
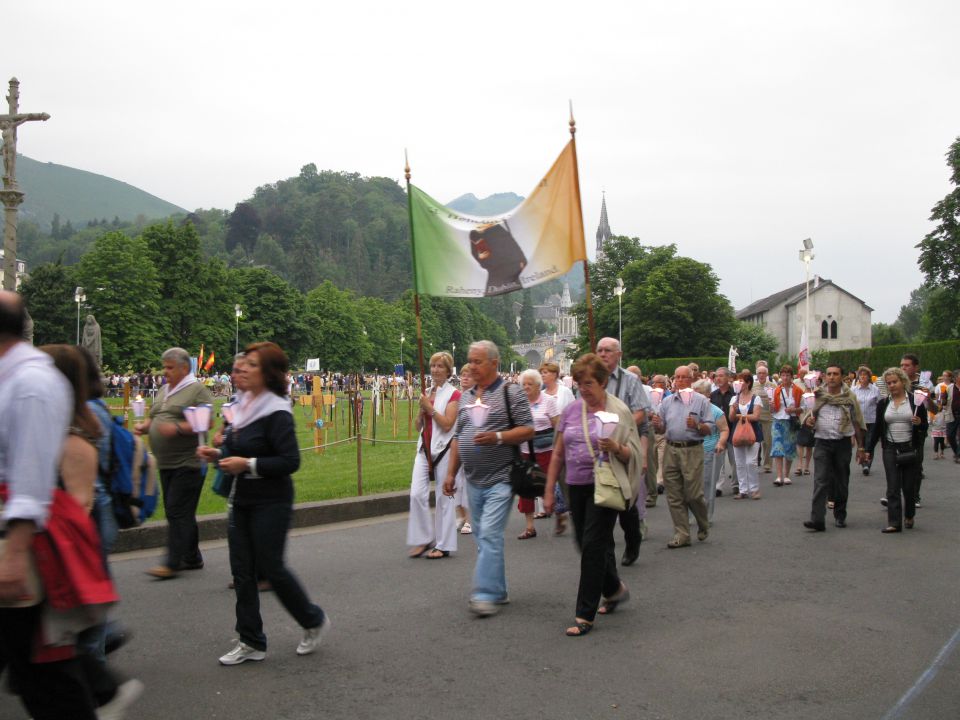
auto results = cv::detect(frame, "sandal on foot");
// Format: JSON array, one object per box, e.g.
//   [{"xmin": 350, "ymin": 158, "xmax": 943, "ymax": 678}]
[
  {"xmin": 408, "ymin": 544, "xmax": 433, "ymax": 558},
  {"xmin": 459, "ymin": 522, "xmax": 472, "ymax": 535},
  {"xmin": 783, "ymin": 477, "xmax": 792, "ymax": 485},
  {"xmin": 804, "ymin": 469, "xmax": 811, "ymax": 475},
  {"xmin": 881, "ymin": 526, "xmax": 901, "ymax": 533},
  {"xmin": 794, "ymin": 469, "xmax": 803, "ymax": 476},
  {"xmin": 555, "ymin": 515, "xmax": 568, "ymax": 536},
  {"xmin": 598, "ymin": 583, "xmax": 630, "ymax": 615},
  {"xmin": 425, "ymin": 549, "xmax": 450, "ymax": 559},
  {"xmin": 904, "ymin": 518, "xmax": 914, "ymax": 529},
  {"xmin": 517, "ymin": 529, "xmax": 537, "ymax": 540},
  {"xmin": 565, "ymin": 620, "xmax": 593, "ymax": 637},
  {"xmin": 533, "ymin": 512, "xmax": 551, "ymax": 519}
]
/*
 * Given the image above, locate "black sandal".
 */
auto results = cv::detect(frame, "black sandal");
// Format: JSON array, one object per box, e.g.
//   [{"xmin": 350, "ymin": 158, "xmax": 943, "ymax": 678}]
[
  {"xmin": 425, "ymin": 549, "xmax": 450, "ymax": 559},
  {"xmin": 408, "ymin": 544, "xmax": 433, "ymax": 558},
  {"xmin": 598, "ymin": 583, "xmax": 630, "ymax": 615},
  {"xmin": 565, "ymin": 620, "xmax": 593, "ymax": 637}
]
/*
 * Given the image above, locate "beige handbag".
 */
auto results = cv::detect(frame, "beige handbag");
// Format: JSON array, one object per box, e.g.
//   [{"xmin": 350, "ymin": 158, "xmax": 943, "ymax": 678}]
[{"xmin": 581, "ymin": 402, "xmax": 626, "ymax": 511}]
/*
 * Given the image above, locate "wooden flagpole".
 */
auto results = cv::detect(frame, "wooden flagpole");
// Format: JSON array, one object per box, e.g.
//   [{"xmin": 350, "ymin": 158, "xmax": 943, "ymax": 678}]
[
  {"xmin": 404, "ymin": 150, "xmax": 429, "ymax": 394},
  {"xmin": 568, "ymin": 102, "xmax": 596, "ymax": 352}
]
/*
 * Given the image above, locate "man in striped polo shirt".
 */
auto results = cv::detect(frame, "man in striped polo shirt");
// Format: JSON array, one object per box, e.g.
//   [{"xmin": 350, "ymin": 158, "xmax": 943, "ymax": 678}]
[{"xmin": 444, "ymin": 341, "xmax": 534, "ymax": 617}]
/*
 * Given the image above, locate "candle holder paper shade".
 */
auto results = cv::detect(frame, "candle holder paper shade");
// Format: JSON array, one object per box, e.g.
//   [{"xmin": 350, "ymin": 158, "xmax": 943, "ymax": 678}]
[
  {"xmin": 184, "ymin": 404, "xmax": 213, "ymax": 434},
  {"xmin": 649, "ymin": 388, "xmax": 664, "ymax": 407},
  {"xmin": 679, "ymin": 388, "xmax": 694, "ymax": 406},
  {"xmin": 804, "ymin": 373, "xmax": 819, "ymax": 390},
  {"xmin": 594, "ymin": 411, "xmax": 620, "ymax": 438},
  {"xmin": 732, "ymin": 380, "xmax": 743, "ymax": 394},
  {"xmin": 801, "ymin": 392, "xmax": 816, "ymax": 409},
  {"xmin": 913, "ymin": 389, "xmax": 929, "ymax": 407},
  {"xmin": 467, "ymin": 401, "xmax": 490, "ymax": 429},
  {"xmin": 132, "ymin": 397, "xmax": 145, "ymax": 419},
  {"xmin": 221, "ymin": 402, "xmax": 235, "ymax": 425},
  {"xmin": 765, "ymin": 386, "xmax": 776, "ymax": 401}
]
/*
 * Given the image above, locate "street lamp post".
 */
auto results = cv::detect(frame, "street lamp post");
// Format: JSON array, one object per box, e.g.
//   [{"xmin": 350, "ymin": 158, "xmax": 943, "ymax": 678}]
[
  {"xmin": 613, "ymin": 278, "xmax": 625, "ymax": 349},
  {"xmin": 74, "ymin": 286, "xmax": 85, "ymax": 344},
  {"xmin": 798, "ymin": 238, "xmax": 814, "ymax": 360},
  {"xmin": 399, "ymin": 333, "xmax": 405, "ymax": 368},
  {"xmin": 234, "ymin": 304, "xmax": 242, "ymax": 355}
]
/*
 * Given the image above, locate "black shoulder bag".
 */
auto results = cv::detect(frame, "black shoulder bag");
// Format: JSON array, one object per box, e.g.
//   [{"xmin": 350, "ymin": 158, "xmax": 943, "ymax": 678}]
[{"xmin": 503, "ymin": 385, "xmax": 547, "ymax": 499}]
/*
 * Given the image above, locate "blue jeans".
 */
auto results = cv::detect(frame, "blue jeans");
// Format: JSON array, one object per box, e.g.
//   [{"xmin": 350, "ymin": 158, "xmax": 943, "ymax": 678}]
[
  {"xmin": 466, "ymin": 481, "xmax": 514, "ymax": 603},
  {"xmin": 703, "ymin": 447, "xmax": 717, "ymax": 520}
]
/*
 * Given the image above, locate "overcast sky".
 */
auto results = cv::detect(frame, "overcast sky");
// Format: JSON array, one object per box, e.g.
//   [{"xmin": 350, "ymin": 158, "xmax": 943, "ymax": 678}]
[{"xmin": 8, "ymin": 1, "xmax": 959, "ymax": 322}]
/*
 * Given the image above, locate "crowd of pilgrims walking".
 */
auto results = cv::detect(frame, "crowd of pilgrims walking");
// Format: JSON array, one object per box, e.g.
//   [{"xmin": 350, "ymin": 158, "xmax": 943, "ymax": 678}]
[{"xmin": 1, "ymin": 283, "xmax": 957, "ymax": 717}]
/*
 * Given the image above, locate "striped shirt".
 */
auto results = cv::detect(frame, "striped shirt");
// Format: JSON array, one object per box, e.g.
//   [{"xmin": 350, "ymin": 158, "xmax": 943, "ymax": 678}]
[{"xmin": 455, "ymin": 379, "xmax": 533, "ymax": 489}]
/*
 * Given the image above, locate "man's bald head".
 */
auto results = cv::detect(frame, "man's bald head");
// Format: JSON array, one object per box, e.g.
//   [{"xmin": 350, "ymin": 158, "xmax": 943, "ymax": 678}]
[{"xmin": 0, "ymin": 291, "xmax": 26, "ymax": 341}]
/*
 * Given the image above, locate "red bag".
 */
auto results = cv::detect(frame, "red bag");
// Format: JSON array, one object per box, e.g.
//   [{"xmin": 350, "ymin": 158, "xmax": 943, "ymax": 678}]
[{"xmin": 732, "ymin": 417, "xmax": 757, "ymax": 447}]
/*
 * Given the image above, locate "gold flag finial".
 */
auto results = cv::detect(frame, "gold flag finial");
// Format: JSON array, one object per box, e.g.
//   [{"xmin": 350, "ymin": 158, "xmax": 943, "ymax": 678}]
[
  {"xmin": 404, "ymin": 148, "xmax": 411, "ymax": 182},
  {"xmin": 569, "ymin": 100, "xmax": 576, "ymax": 137}
]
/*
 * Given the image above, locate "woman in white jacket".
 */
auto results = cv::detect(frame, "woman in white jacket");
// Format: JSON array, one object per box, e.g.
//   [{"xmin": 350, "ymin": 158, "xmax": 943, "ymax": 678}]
[{"xmin": 407, "ymin": 352, "xmax": 462, "ymax": 559}]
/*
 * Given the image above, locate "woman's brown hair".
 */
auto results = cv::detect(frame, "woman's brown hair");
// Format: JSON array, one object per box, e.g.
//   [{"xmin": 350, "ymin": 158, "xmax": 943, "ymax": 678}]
[{"xmin": 245, "ymin": 341, "xmax": 289, "ymax": 397}]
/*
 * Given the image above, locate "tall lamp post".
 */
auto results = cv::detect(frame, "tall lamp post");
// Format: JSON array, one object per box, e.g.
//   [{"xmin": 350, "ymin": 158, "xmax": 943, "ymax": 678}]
[
  {"xmin": 234, "ymin": 304, "xmax": 242, "ymax": 355},
  {"xmin": 798, "ymin": 238, "xmax": 814, "ymax": 359},
  {"xmin": 74, "ymin": 286, "xmax": 85, "ymax": 344},
  {"xmin": 399, "ymin": 333, "xmax": 405, "ymax": 368},
  {"xmin": 451, "ymin": 342, "xmax": 456, "ymax": 367},
  {"xmin": 613, "ymin": 278, "xmax": 625, "ymax": 349}
]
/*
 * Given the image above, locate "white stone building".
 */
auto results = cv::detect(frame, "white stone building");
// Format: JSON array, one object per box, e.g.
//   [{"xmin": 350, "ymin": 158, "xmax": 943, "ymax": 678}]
[
  {"xmin": 0, "ymin": 250, "xmax": 27, "ymax": 289},
  {"xmin": 736, "ymin": 276, "xmax": 873, "ymax": 358}
]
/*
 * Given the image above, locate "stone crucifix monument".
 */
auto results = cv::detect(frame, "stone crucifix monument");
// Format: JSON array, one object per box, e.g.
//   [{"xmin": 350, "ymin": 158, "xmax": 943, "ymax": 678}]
[{"xmin": 1, "ymin": 77, "xmax": 50, "ymax": 291}]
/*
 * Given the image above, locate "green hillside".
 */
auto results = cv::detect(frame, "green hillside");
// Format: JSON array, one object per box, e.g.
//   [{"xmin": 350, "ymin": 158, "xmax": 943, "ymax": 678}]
[
  {"xmin": 446, "ymin": 192, "xmax": 524, "ymax": 215},
  {"xmin": 15, "ymin": 154, "xmax": 186, "ymax": 230}
]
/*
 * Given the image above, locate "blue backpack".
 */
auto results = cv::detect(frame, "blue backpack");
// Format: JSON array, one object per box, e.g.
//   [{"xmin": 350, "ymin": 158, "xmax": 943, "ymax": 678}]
[{"xmin": 108, "ymin": 417, "xmax": 158, "ymax": 528}]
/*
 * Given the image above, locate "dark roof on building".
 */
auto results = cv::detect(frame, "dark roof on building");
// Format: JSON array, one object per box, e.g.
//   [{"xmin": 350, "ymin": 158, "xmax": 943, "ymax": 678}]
[{"xmin": 735, "ymin": 278, "xmax": 873, "ymax": 319}]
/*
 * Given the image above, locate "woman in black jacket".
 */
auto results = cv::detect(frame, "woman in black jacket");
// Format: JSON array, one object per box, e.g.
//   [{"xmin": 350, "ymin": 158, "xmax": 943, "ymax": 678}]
[
  {"xmin": 199, "ymin": 342, "xmax": 328, "ymax": 665},
  {"xmin": 864, "ymin": 367, "xmax": 928, "ymax": 533}
]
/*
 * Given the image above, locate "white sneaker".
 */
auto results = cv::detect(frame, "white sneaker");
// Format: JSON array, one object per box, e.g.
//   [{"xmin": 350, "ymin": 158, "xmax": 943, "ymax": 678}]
[
  {"xmin": 96, "ymin": 678, "xmax": 145, "ymax": 720},
  {"xmin": 460, "ymin": 522, "xmax": 472, "ymax": 535},
  {"xmin": 297, "ymin": 614, "xmax": 331, "ymax": 656},
  {"xmin": 219, "ymin": 641, "xmax": 266, "ymax": 666}
]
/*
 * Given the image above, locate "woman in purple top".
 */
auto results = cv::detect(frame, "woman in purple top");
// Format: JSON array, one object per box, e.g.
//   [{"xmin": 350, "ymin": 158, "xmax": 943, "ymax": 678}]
[{"xmin": 544, "ymin": 354, "xmax": 643, "ymax": 637}]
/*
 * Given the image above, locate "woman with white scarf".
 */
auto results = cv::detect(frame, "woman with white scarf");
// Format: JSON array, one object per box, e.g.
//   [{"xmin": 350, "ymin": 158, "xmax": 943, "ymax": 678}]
[
  {"xmin": 198, "ymin": 342, "xmax": 328, "ymax": 666},
  {"xmin": 408, "ymin": 352, "xmax": 461, "ymax": 559}
]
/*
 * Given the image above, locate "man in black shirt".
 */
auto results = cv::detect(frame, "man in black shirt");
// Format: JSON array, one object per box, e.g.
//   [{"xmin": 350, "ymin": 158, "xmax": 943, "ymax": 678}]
[{"xmin": 710, "ymin": 367, "xmax": 739, "ymax": 496}]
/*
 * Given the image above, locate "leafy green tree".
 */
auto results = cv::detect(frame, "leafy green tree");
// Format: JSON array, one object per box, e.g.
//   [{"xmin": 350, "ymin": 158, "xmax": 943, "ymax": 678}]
[
  {"xmin": 303, "ymin": 282, "xmax": 369, "ymax": 371},
  {"xmin": 872, "ymin": 322, "xmax": 905, "ymax": 346},
  {"xmin": 252, "ymin": 233, "xmax": 290, "ymax": 278},
  {"xmin": 18, "ymin": 262, "xmax": 78, "ymax": 345},
  {"xmin": 917, "ymin": 136, "xmax": 960, "ymax": 293},
  {"xmin": 730, "ymin": 321, "xmax": 779, "ymax": 366},
  {"xmin": 73, "ymin": 231, "xmax": 162, "ymax": 370},
  {"xmin": 226, "ymin": 202, "xmax": 261, "ymax": 254},
  {"xmin": 232, "ymin": 267, "xmax": 309, "ymax": 359},
  {"xmin": 895, "ymin": 285, "xmax": 933, "ymax": 341}
]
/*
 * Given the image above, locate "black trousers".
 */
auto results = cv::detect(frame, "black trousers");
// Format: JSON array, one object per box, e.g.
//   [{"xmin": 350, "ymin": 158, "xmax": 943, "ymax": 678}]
[
  {"xmin": 568, "ymin": 484, "xmax": 622, "ymax": 622},
  {"xmin": 159, "ymin": 466, "xmax": 205, "ymax": 569},
  {"xmin": 882, "ymin": 445, "xmax": 918, "ymax": 527},
  {"xmin": 229, "ymin": 501, "xmax": 324, "ymax": 651},
  {"xmin": 811, "ymin": 439, "xmax": 852, "ymax": 523},
  {"xmin": 947, "ymin": 419, "xmax": 960, "ymax": 458},
  {"xmin": 617, "ymin": 503, "xmax": 642, "ymax": 553},
  {"xmin": 0, "ymin": 605, "xmax": 97, "ymax": 720}
]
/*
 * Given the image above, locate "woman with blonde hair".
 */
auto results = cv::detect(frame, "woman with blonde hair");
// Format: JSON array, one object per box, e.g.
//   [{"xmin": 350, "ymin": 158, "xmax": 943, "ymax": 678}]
[
  {"xmin": 407, "ymin": 351, "xmax": 461, "ymax": 558},
  {"xmin": 864, "ymin": 367, "xmax": 927, "ymax": 532}
]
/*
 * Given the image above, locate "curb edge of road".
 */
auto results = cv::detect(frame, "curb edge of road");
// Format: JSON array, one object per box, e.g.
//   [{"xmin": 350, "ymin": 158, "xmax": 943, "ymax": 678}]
[{"xmin": 111, "ymin": 489, "xmax": 426, "ymax": 554}]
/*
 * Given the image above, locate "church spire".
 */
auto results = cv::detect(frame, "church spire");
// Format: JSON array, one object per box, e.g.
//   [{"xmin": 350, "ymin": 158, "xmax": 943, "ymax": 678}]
[{"xmin": 596, "ymin": 192, "xmax": 612, "ymax": 256}]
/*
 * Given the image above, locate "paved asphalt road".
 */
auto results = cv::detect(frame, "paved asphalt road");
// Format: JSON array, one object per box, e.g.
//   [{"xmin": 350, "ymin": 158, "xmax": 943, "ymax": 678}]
[{"xmin": 3, "ymin": 448, "xmax": 958, "ymax": 720}]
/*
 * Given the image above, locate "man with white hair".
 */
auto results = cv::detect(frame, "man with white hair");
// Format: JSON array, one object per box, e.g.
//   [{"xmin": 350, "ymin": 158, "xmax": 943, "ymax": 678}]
[
  {"xmin": 754, "ymin": 363, "xmax": 776, "ymax": 475},
  {"xmin": 134, "ymin": 347, "xmax": 214, "ymax": 579},
  {"xmin": 443, "ymin": 341, "xmax": 534, "ymax": 617}
]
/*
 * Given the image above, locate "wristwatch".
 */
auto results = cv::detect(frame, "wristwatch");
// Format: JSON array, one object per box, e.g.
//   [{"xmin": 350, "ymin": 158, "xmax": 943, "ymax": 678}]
[{"xmin": 496, "ymin": 431, "xmax": 503, "ymax": 445}]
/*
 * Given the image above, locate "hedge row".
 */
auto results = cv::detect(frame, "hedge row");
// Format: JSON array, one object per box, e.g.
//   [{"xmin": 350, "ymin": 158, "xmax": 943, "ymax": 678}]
[
  {"xmin": 822, "ymin": 340, "xmax": 960, "ymax": 375},
  {"xmin": 629, "ymin": 340, "xmax": 960, "ymax": 378}
]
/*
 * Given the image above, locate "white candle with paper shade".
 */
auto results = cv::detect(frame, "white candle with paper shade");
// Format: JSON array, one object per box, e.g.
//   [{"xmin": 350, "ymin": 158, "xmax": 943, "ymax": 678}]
[
  {"xmin": 801, "ymin": 392, "xmax": 816, "ymax": 410},
  {"xmin": 132, "ymin": 395, "xmax": 145, "ymax": 419},
  {"xmin": 467, "ymin": 400, "xmax": 490, "ymax": 429},
  {"xmin": 732, "ymin": 380, "xmax": 743, "ymax": 394},
  {"xmin": 678, "ymin": 388, "xmax": 694, "ymax": 406},
  {"xmin": 184, "ymin": 403, "xmax": 213, "ymax": 442},
  {"xmin": 221, "ymin": 402, "xmax": 236, "ymax": 425},
  {"xmin": 765, "ymin": 386, "xmax": 776, "ymax": 402},
  {"xmin": 803, "ymin": 373, "xmax": 819, "ymax": 390},
  {"xmin": 649, "ymin": 387, "xmax": 664, "ymax": 408},
  {"xmin": 913, "ymin": 389, "xmax": 929, "ymax": 413},
  {"xmin": 591, "ymin": 411, "xmax": 620, "ymax": 463}
]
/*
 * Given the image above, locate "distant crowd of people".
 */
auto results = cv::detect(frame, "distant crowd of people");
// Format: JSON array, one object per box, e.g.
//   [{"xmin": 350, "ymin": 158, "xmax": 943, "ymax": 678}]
[{"xmin": 1, "ymin": 281, "xmax": 956, "ymax": 718}]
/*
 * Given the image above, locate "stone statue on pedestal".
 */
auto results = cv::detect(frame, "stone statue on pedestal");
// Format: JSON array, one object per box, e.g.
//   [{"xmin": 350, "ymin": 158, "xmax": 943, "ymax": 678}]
[{"xmin": 81, "ymin": 314, "xmax": 102, "ymax": 368}]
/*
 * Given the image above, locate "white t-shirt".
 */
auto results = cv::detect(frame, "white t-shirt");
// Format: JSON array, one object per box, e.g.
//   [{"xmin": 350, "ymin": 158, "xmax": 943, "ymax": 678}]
[
  {"xmin": 530, "ymin": 392, "xmax": 560, "ymax": 431},
  {"xmin": 544, "ymin": 384, "xmax": 575, "ymax": 413}
]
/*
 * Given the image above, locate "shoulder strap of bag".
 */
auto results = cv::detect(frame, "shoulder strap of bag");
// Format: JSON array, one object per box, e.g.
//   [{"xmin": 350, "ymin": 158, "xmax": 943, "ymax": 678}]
[
  {"xmin": 581, "ymin": 400, "xmax": 600, "ymax": 462},
  {"xmin": 503, "ymin": 384, "xmax": 536, "ymax": 458}
]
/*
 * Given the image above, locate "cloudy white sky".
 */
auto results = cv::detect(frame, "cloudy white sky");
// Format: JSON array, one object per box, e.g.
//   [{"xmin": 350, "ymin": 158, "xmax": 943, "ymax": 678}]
[{"xmin": 8, "ymin": 1, "xmax": 959, "ymax": 322}]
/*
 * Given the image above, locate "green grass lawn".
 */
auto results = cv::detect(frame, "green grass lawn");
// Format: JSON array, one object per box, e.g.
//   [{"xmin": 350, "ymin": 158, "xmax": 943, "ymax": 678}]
[{"xmin": 106, "ymin": 393, "xmax": 420, "ymax": 520}]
